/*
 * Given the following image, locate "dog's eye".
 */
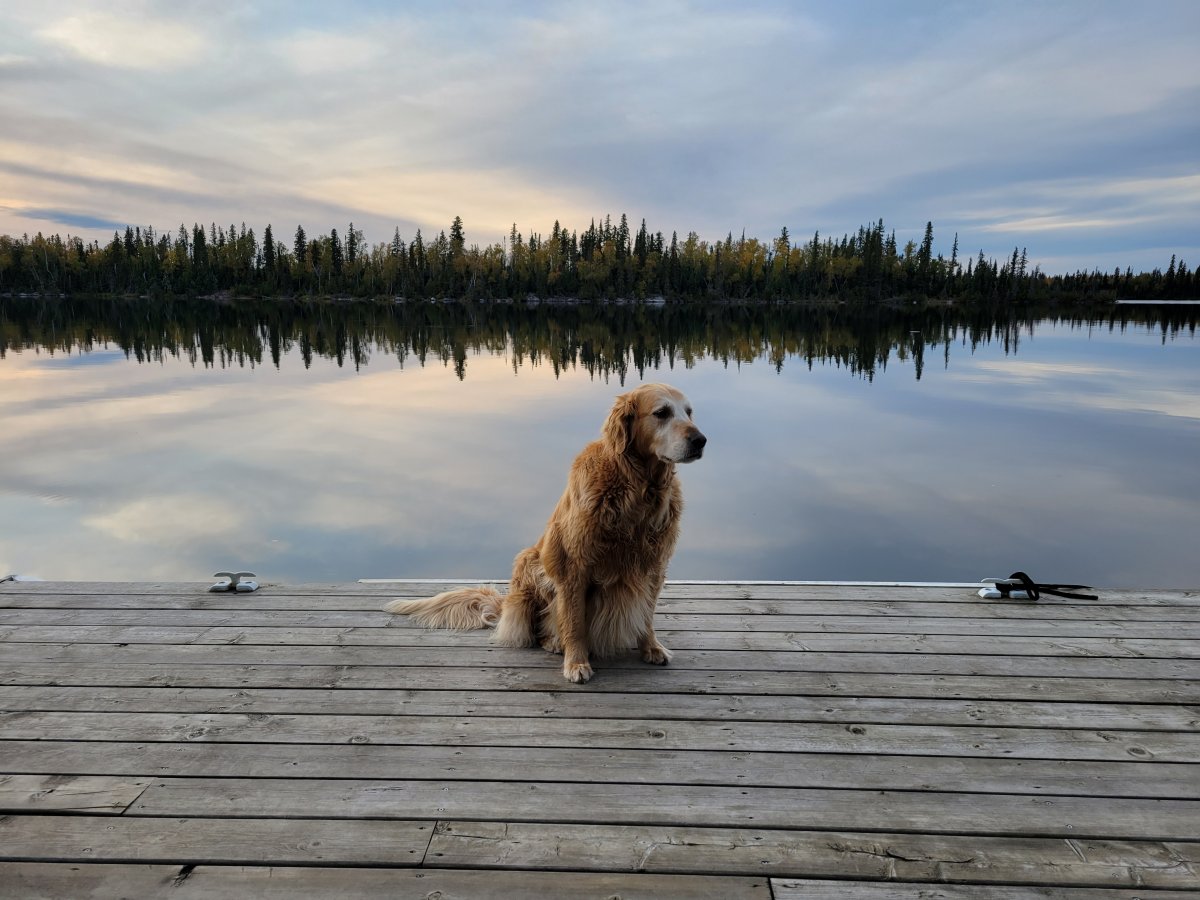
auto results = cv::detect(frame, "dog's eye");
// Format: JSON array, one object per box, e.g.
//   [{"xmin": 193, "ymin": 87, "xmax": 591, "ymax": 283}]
[
  {"xmin": 685, "ymin": 408, "xmax": 693, "ymax": 418},
  {"xmin": 654, "ymin": 407, "xmax": 672, "ymax": 420}
]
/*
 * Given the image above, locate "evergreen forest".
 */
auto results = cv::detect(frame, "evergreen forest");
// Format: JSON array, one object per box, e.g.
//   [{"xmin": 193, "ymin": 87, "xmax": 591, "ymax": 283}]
[{"xmin": 1, "ymin": 215, "xmax": 1195, "ymax": 305}]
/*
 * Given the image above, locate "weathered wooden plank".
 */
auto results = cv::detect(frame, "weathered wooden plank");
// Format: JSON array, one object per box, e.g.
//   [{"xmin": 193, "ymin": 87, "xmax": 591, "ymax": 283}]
[
  {"xmin": 0, "ymin": 863, "xmax": 180, "ymax": 899},
  {"xmin": 127, "ymin": 777, "xmax": 1200, "ymax": 839},
  {"xmin": 6, "ymin": 622, "xmax": 1200, "ymax": 658},
  {"xmin": 658, "ymin": 599, "xmax": 1200, "ymax": 622},
  {"xmin": 5, "ymin": 739, "xmax": 1194, "ymax": 798},
  {"xmin": 0, "ymin": 581, "xmax": 404, "ymax": 596},
  {"xmin": 0, "ymin": 863, "xmax": 770, "ymax": 900},
  {"xmin": 183, "ymin": 867, "xmax": 770, "ymax": 899},
  {"xmin": 0, "ymin": 774, "xmax": 148, "ymax": 812},
  {"xmin": 658, "ymin": 612, "xmax": 1200, "ymax": 634},
  {"xmin": 3, "ymin": 710, "xmax": 1194, "ymax": 761},
  {"xmin": 2, "ymin": 685, "xmax": 1195, "ymax": 731},
  {"xmin": 0, "ymin": 610, "xmax": 401, "ymax": 628},
  {"xmin": 427, "ymin": 821, "xmax": 1200, "ymax": 888},
  {"xmin": 655, "ymin": 585, "xmax": 1200, "ymax": 605},
  {"xmin": 7, "ymin": 592, "xmax": 1200, "ymax": 622},
  {"xmin": 0, "ymin": 815, "xmax": 431, "ymax": 865},
  {"xmin": 6, "ymin": 606, "xmax": 1200, "ymax": 638},
  {"xmin": 771, "ymin": 880, "xmax": 1200, "ymax": 899},
  {"xmin": 3, "ymin": 662, "xmax": 1197, "ymax": 703},
  {"xmin": 4, "ymin": 580, "xmax": 1196, "ymax": 606},
  {"xmin": 6, "ymin": 641, "xmax": 1198, "ymax": 677}
]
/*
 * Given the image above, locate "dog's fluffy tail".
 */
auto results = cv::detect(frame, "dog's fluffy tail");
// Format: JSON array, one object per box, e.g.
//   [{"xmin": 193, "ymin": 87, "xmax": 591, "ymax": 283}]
[{"xmin": 382, "ymin": 586, "xmax": 504, "ymax": 631}]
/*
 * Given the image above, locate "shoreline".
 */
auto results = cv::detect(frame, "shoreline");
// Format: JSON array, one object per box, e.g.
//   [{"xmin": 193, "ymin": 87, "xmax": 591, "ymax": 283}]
[{"xmin": 6, "ymin": 289, "xmax": 1182, "ymax": 309}]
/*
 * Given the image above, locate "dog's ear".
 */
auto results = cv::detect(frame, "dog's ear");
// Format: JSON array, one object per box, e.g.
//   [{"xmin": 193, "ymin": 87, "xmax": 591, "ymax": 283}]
[{"xmin": 602, "ymin": 391, "xmax": 638, "ymax": 454}]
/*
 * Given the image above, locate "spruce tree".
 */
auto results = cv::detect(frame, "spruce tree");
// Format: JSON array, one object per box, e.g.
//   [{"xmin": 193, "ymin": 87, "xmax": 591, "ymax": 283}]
[
  {"xmin": 263, "ymin": 224, "xmax": 275, "ymax": 274},
  {"xmin": 293, "ymin": 225, "xmax": 307, "ymax": 264},
  {"xmin": 450, "ymin": 216, "xmax": 465, "ymax": 258},
  {"xmin": 330, "ymin": 228, "xmax": 343, "ymax": 276}
]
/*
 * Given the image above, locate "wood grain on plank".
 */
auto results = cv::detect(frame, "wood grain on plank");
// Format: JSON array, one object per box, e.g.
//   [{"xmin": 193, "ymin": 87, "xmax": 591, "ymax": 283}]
[
  {"xmin": 2, "ymin": 710, "xmax": 1192, "ymax": 761},
  {"xmin": 427, "ymin": 820, "xmax": 1200, "ymax": 888},
  {"xmin": 3, "ymin": 663, "xmax": 1198, "ymax": 703},
  {"xmin": 2, "ymin": 685, "xmax": 1195, "ymax": 731},
  {"xmin": 4, "ymin": 740, "xmax": 1194, "ymax": 798},
  {"xmin": 127, "ymin": 777, "xmax": 1200, "ymax": 839},
  {"xmin": 0, "ymin": 774, "xmax": 148, "ymax": 813}
]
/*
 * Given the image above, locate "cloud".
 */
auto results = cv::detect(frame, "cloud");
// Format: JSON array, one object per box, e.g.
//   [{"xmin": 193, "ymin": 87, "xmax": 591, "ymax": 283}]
[
  {"xmin": 962, "ymin": 173, "xmax": 1200, "ymax": 235},
  {"xmin": 269, "ymin": 28, "xmax": 389, "ymax": 76},
  {"xmin": 979, "ymin": 215, "xmax": 1152, "ymax": 235},
  {"xmin": 37, "ymin": 10, "xmax": 210, "ymax": 70},
  {"xmin": 8, "ymin": 207, "xmax": 127, "ymax": 232}
]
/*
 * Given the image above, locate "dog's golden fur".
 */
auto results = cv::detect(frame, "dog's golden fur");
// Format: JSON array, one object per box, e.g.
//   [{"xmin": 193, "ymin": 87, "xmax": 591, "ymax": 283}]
[{"xmin": 383, "ymin": 382, "xmax": 706, "ymax": 683}]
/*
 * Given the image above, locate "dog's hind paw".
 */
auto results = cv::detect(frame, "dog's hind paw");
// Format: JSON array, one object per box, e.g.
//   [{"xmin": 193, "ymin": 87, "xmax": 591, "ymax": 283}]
[
  {"xmin": 563, "ymin": 660, "xmax": 594, "ymax": 683},
  {"xmin": 641, "ymin": 643, "xmax": 673, "ymax": 665}
]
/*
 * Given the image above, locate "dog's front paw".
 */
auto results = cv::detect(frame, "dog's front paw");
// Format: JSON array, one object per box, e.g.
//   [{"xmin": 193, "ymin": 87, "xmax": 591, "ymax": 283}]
[
  {"xmin": 541, "ymin": 634, "xmax": 563, "ymax": 654},
  {"xmin": 563, "ymin": 660, "xmax": 594, "ymax": 683},
  {"xmin": 641, "ymin": 643, "xmax": 673, "ymax": 665}
]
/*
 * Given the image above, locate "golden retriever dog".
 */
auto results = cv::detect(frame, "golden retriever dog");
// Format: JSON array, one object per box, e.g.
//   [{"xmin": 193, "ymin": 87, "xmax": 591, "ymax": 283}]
[{"xmin": 383, "ymin": 382, "xmax": 706, "ymax": 683}]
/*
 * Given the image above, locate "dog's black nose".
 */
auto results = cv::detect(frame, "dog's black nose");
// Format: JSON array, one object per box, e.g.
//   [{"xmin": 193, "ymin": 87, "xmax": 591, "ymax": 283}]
[{"xmin": 690, "ymin": 432, "xmax": 707, "ymax": 451}]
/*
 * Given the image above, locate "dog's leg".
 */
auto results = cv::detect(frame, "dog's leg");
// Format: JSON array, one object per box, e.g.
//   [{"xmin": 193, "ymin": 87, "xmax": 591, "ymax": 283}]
[
  {"xmin": 556, "ymin": 572, "xmax": 593, "ymax": 683},
  {"xmin": 638, "ymin": 573, "xmax": 672, "ymax": 665},
  {"xmin": 540, "ymin": 629, "xmax": 562, "ymax": 654},
  {"xmin": 639, "ymin": 629, "xmax": 673, "ymax": 665},
  {"xmin": 493, "ymin": 589, "xmax": 537, "ymax": 647},
  {"xmin": 493, "ymin": 546, "xmax": 543, "ymax": 647}
]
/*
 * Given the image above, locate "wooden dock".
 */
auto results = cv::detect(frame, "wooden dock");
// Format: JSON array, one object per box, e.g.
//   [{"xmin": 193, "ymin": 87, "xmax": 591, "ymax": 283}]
[{"xmin": 1, "ymin": 579, "xmax": 1198, "ymax": 898}]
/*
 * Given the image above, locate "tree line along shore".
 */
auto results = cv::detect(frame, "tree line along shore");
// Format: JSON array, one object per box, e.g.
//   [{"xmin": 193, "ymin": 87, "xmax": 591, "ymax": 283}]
[{"xmin": 1, "ymin": 215, "xmax": 1195, "ymax": 305}]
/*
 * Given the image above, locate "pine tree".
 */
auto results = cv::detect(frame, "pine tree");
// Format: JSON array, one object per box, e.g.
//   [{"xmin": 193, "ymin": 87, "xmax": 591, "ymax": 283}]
[
  {"xmin": 634, "ymin": 218, "xmax": 649, "ymax": 265},
  {"xmin": 263, "ymin": 224, "xmax": 275, "ymax": 273},
  {"xmin": 330, "ymin": 228, "xmax": 343, "ymax": 276},
  {"xmin": 192, "ymin": 224, "xmax": 207, "ymax": 270},
  {"xmin": 293, "ymin": 226, "xmax": 307, "ymax": 266},
  {"xmin": 450, "ymin": 216, "xmax": 465, "ymax": 258},
  {"xmin": 917, "ymin": 221, "xmax": 934, "ymax": 288}
]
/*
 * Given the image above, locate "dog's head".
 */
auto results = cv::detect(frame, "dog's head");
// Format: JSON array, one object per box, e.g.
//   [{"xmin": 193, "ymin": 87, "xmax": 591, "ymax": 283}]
[{"xmin": 603, "ymin": 383, "xmax": 706, "ymax": 465}]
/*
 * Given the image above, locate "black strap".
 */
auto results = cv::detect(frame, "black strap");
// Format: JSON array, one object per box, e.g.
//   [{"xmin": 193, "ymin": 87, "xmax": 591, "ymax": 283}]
[{"xmin": 1003, "ymin": 571, "xmax": 1098, "ymax": 601}]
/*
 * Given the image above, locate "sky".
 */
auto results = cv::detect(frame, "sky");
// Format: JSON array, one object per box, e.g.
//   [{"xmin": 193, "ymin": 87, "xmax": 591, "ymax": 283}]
[{"xmin": 1, "ymin": 0, "xmax": 1197, "ymax": 275}]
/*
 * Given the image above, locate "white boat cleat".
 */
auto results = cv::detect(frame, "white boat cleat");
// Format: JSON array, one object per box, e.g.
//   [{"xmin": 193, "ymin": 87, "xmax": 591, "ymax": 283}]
[{"xmin": 210, "ymin": 571, "xmax": 259, "ymax": 593}]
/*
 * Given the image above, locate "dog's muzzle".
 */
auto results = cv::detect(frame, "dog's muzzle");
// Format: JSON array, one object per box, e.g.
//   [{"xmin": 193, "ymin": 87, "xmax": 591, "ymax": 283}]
[{"xmin": 684, "ymin": 429, "xmax": 707, "ymax": 461}]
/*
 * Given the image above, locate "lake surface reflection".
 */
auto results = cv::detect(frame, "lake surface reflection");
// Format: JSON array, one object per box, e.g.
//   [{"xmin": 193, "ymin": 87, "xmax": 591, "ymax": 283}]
[{"xmin": 1, "ymin": 297, "xmax": 1197, "ymax": 587}]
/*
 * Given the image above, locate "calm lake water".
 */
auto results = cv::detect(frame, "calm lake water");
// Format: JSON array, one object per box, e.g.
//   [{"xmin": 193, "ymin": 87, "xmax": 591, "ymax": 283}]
[{"xmin": 2, "ymin": 298, "xmax": 1197, "ymax": 587}]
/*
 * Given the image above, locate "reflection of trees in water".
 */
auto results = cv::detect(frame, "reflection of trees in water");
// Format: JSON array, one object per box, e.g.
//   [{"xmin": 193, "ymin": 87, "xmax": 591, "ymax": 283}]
[{"xmin": 2, "ymin": 297, "xmax": 1196, "ymax": 381}]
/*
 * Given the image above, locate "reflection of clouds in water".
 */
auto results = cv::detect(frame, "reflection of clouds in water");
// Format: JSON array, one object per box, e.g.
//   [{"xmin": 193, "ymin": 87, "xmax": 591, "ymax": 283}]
[
  {"xmin": 84, "ymin": 495, "xmax": 239, "ymax": 544},
  {"xmin": 24, "ymin": 349, "xmax": 129, "ymax": 369},
  {"xmin": 0, "ymin": 349, "xmax": 670, "ymax": 579},
  {"xmin": 959, "ymin": 358, "xmax": 1200, "ymax": 420},
  {"xmin": 1, "ymin": 324, "xmax": 1198, "ymax": 585},
  {"xmin": 666, "ymin": 336, "xmax": 1200, "ymax": 584},
  {"xmin": 965, "ymin": 360, "xmax": 1125, "ymax": 381}
]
